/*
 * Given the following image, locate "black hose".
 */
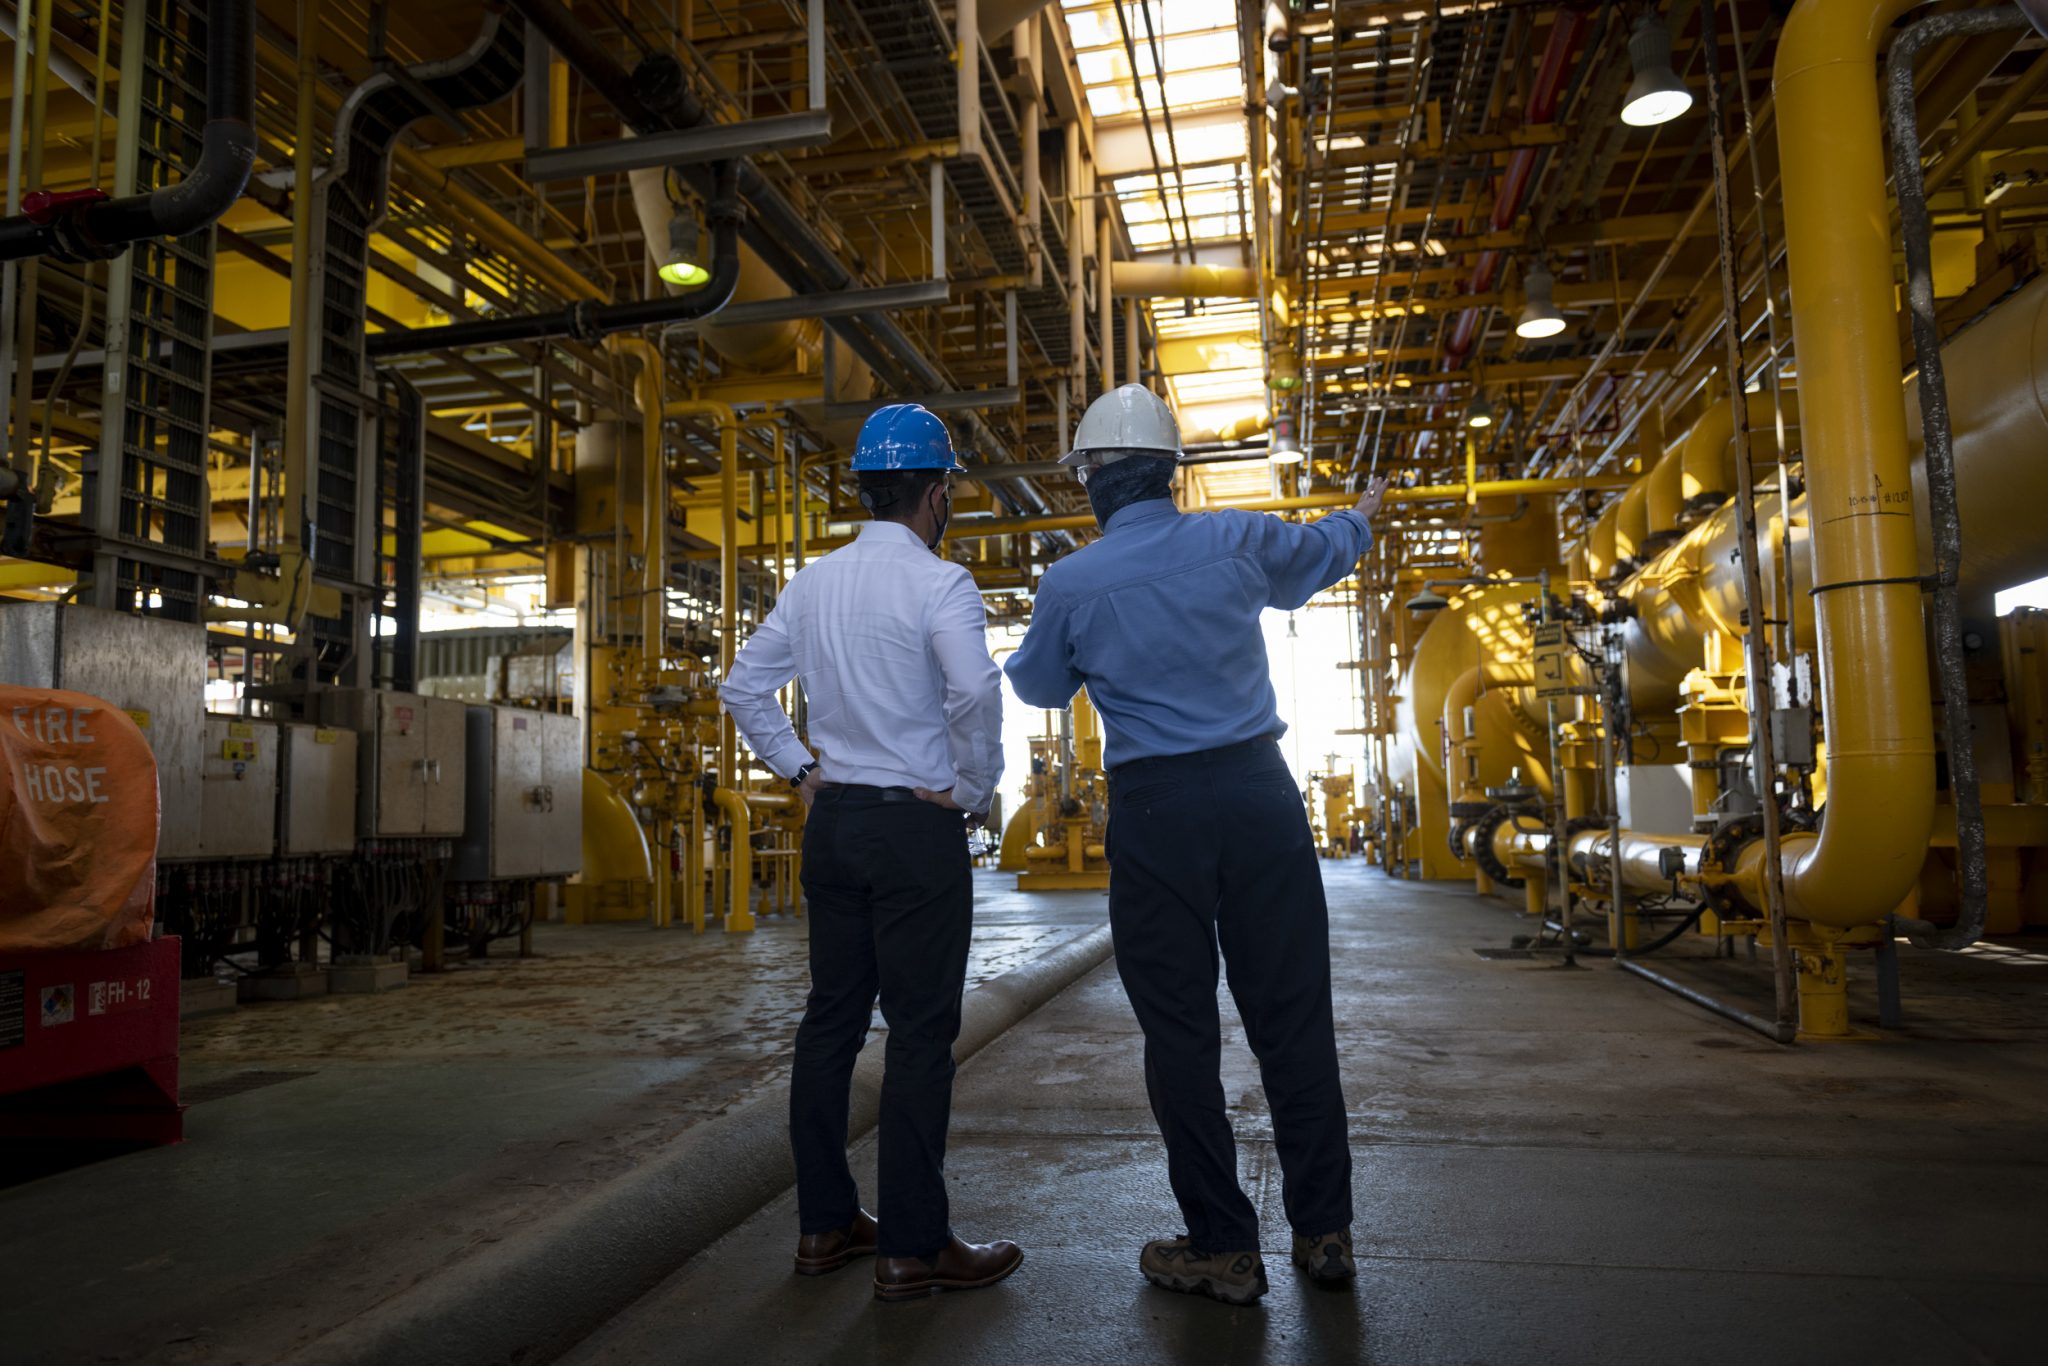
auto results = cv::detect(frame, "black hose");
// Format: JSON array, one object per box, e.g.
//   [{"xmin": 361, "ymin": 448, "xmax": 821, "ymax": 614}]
[
  {"xmin": 0, "ymin": 0, "xmax": 255, "ymax": 262},
  {"xmin": 1566, "ymin": 904, "xmax": 1708, "ymax": 959},
  {"xmin": 1884, "ymin": 6, "xmax": 2020, "ymax": 951}
]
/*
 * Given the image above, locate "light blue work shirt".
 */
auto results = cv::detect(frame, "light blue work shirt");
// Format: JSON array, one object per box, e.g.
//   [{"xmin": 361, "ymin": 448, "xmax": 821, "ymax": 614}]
[{"xmin": 1003, "ymin": 498, "xmax": 1372, "ymax": 768}]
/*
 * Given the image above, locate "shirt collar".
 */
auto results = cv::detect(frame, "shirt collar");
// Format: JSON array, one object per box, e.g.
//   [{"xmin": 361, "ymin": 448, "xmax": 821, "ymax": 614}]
[
  {"xmin": 1103, "ymin": 498, "xmax": 1179, "ymax": 534},
  {"xmin": 859, "ymin": 519, "xmax": 931, "ymax": 551}
]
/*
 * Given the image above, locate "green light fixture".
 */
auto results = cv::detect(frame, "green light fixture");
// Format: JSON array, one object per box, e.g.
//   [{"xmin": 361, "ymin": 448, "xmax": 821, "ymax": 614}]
[{"xmin": 657, "ymin": 215, "xmax": 710, "ymax": 287}]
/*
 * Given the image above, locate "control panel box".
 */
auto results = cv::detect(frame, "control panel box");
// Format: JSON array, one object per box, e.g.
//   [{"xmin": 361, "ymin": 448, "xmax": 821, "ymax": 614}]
[
  {"xmin": 0, "ymin": 603, "xmax": 206, "ymax": 860},
  {"xmin": 311, "ymin": 690, "xmax": 468, "ymax": 839},
  {"xmin": 451, "ymin": 706, "xmax": 582, "ymax": 881},
  {"xmin": 278, "ymin": 723, "xmax": 359, "ymax": 856},
  {"xmin": 198, "ymin": 716, "xmax": 278, "ymax": 859}
]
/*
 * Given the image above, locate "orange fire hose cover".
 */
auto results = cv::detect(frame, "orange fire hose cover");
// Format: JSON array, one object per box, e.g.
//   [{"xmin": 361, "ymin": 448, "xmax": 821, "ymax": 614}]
[{"xmin": 0, "ymin": 685, "xmax": 159, "ymax": 952}]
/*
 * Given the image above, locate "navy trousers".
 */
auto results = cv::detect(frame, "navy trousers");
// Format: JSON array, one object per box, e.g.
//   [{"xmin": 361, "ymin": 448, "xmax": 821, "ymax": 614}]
[
  {"xmin": 790, "ymin": 785, "xmax": 973, "ymax": 1258},
  {"xmin": 1106, "ymin": 737, "xmax": 1353, "ymax": 1250}
]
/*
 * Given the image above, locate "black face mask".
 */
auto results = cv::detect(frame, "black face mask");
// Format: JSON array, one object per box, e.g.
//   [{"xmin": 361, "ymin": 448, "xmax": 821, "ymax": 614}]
[{"xmin": 926, "ymin": 480, "xmax": 952, "ymax": 550}]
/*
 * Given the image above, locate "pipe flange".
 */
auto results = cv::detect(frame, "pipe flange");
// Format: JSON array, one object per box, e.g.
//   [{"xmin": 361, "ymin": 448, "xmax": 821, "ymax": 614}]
[
  {"xmin": 1449, "ymin": 801, "xmax": 1492, "ymax": 819},
  {"xmin": 565, "ymin": 300, "xmax": 607, "ymax": 345},
  {"xmin": 1699, "ymin": 813, "xmax": 1766, "ymax": 915},
  {"xmin": 1469, "ymin": 803, "xmax": 1536, "ymax": 889}
]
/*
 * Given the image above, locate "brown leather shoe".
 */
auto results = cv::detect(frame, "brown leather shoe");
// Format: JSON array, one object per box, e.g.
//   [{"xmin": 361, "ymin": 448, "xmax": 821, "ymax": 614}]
[
  {"xmin": 872, "ymin": 1235, "xmax": 1024, "ymax": 1301},
  {"xmin": 793, "ymin": 1209, "xmax": 879, "ymax": 1276}
]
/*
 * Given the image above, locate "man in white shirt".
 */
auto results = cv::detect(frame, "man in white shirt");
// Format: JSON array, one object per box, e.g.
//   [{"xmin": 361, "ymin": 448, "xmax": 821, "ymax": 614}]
[{"xmin": 721, "ymin": 404, "xmax": 1019, "ymax": 1302}]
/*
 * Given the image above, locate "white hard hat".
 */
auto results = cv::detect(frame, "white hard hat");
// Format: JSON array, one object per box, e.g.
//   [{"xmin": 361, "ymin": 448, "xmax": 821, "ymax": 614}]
[{"xmin": 1060, "ymin": 384, "xmax": 1182, "ymax": 470}]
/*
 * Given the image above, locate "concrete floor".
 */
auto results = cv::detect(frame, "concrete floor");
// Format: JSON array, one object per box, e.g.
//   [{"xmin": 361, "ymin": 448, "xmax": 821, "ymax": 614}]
[
  {"xmin": 567, "ymin": 862, "xmax": 2048, "ymax": 1366},
  {"xmin": 0, "ymin": 871, "xmax": 1107, "ymax": 1365}
]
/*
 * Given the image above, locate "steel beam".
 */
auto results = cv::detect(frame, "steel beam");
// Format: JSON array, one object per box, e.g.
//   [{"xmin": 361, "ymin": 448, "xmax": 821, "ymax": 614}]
[{"xmin": 523, "ymin": 110, "xmax": 833, "ymax": 182}]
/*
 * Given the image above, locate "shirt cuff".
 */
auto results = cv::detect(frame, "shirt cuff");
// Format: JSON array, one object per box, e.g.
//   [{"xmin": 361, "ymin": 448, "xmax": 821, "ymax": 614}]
[
  {"xmin": 951, "ymin": 776, "xmax": 993, "ymax": 814},
  {"xmin": 764, "ymin": 739, "xmax": 815, "ymax": 782}
]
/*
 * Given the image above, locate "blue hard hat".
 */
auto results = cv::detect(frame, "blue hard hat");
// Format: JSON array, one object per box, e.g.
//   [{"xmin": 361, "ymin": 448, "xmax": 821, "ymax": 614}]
[{"xmin": 852, "ymin": 404, "xmax": 965, "ymax": 472}]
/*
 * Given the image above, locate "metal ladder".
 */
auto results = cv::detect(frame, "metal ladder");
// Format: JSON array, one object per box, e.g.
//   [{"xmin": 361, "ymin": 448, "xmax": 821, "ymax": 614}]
[{"xmin": 88, "ymin": 0, "xmax": 218, "ymax": 621}]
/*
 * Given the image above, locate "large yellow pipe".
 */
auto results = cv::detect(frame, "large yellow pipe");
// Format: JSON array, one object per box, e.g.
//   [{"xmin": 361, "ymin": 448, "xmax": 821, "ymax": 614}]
[
  {"xmin": 1443, "ymin": 663, "xmax": 1547, "ymax": 808},
  {"xmin": 581, "ymin": 768, "xmax": 654, "ymax": 886},
  {"xmin": 1109, "ymin": 261, "xmax": 1259, "ymax": 298},
  {"xmin": 1746, "ymin": 0, "xmax": 1932, "ymax": 927}
]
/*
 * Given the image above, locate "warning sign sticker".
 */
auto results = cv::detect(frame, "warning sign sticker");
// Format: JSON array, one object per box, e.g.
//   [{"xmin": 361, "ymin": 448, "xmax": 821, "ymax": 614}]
[{"xmin": 39, "ymin": 983, "xmax": 74, "ymax": 1027}]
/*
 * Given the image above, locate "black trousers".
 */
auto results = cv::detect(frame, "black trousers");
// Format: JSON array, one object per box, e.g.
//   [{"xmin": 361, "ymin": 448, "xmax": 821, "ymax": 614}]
[
  {"xmin": 790, "ymin": 785, "xmax": 973, "ymax": 1259},
  {"xmin": 1106, "ymin": 736, "xmax": 1353, "ymax": 1250}
]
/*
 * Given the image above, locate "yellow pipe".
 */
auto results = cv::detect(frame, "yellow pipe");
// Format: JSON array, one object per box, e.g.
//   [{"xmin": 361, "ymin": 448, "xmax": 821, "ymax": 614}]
[
  {"xmin": 609, "ymin": 337, "xmax": 668, "ymax": 654},
  {"xmin": 1443, "ymin": 664, "xmax": 1541, "ymax": 808},
  {"xmin": 1645, "ymin": 440, "xmax": 1685, "ymax": 534},
  {"xmin": 1614, "ymin": 478, "xmax": 1650, "ymax": 565},
  {"xmin": 1587, "ymin": 501, "xmax": 1619, "ymax": 580},
  {"xmin": 663, "ymin": 400, "xmax": 741, "ymax": 787},
  {"xmin": 998, "ymin": 796, "xmax": 1045, "ymax": 871},
  {"xmin": 1110, "ymin": 261, "xmax": 1260, "ymax": 298},
  {"xmin": 208, "ymin": 0, "xmax": 336, "ymax": 629},
  {"xmin": 711, "ymin": 787, "xmax": 756, "ymax": 933},
  {"xmin": 608, "ymin": 336, "xmax": 670, "ymax": 931},
  {"xmin": 582, "ymin": 768, "xmax": 654, "ymax": 887},
  {"xmin": 1765, "ymin": 0, "xmax": 1933, "ymax": 929}
]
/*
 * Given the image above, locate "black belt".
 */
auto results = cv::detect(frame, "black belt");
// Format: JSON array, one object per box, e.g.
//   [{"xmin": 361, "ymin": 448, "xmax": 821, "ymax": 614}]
[{"xmin": 815, "ymin": 783, "xmax": 923, "ymax": 803}]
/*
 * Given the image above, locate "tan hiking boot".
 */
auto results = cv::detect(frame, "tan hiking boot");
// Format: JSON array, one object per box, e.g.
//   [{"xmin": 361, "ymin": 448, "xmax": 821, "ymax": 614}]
[
  {"xmin": 1291, "ymin": 1228, "xmax": 1356, "ymax": 1287},
  {"xmin": 1139, "ymin": 1236, "xmax": 1268, "ymax": 1305}
]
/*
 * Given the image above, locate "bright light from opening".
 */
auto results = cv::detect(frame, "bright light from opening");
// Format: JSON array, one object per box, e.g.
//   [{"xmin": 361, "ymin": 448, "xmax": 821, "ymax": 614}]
[{"xmin": 1996, "ymin": 572, "xmax": 2048, "ymax": 616}]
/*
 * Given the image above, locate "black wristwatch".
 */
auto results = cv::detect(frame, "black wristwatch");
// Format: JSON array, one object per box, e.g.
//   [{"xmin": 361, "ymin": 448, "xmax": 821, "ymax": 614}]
[{"xmin": 790, "ymin": 761, "xmax": 819, "ymax": 789}]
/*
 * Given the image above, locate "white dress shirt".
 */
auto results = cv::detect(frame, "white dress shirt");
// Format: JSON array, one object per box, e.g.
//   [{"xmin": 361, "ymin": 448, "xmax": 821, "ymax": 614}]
[{"xmin": 721, "ymin": 520, "xmax": 1005, "ymax": 812}]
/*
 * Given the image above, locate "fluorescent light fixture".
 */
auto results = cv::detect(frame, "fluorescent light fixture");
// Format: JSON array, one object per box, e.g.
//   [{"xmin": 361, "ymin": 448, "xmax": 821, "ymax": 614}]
[
  {"xmin": 1515, "ymin": 259, "xmax": 1567, "ymax": 339},
  {"xmin": 1621, "ymin": 14, "xmax": 1693, "ymax": 127}
]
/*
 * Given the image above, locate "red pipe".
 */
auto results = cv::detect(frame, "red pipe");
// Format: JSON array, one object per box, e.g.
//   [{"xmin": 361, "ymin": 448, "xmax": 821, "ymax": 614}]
[{"xmin": 1443, "ymin": 7, "xmax": 1591, "ymax": 364}]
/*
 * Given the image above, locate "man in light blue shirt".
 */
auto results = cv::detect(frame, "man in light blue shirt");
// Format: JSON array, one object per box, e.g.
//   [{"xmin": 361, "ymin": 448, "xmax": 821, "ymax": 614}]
[{"xmin": 1005, "ymin": 384, "xmax": 1386, "ymax": 1305}]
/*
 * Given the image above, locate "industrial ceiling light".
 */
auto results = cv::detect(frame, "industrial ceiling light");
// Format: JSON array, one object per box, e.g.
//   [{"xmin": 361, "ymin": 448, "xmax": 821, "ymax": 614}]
[
  {"xmin": 1515, "ymin": 259, "xmax": 1567, "ymax": 339},
  {"xmin": 1269, "ymin": 416, "xmax": 1304, "ymax": 465},
  {"xmin": 1405, "ymin": 587, "xmax": 1451, "ymax": 613},
  {"xmin": 1465, "ymin": 392, "xmax": 1495, "ymax": 428},
  {"xmin": 657, "ymin": 215, "xmax": 709, "ymax": 287},
  {"xmin": 1621, "ymin": 14, "xmax": 1693, "ymax": 127}
]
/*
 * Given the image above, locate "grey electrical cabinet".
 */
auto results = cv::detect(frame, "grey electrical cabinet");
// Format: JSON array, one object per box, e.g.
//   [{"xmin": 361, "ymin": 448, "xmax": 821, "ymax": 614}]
[
  {"xmin": 451, "ymin": 706, "xmax": 582, "ymax": 881},
  {"xmin": 312, "ymin": 689, "xmax": 468, "ymax": 839},
  {"xmin": 278, "ymin": 722, "xmax": 359, "ymax": 856},
  {"xmin": 0, "ymin": 603, "xmax": 206, "ymax": 860},
  {"xmin": 198, "ymin": 716, "xmax": 279, "ymax": 859}
]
